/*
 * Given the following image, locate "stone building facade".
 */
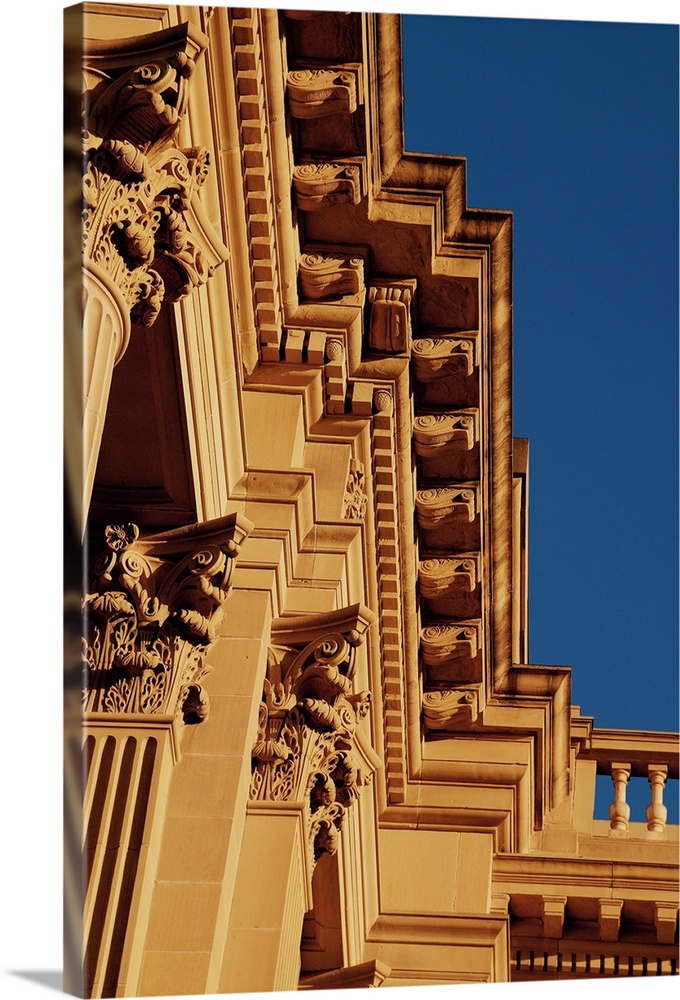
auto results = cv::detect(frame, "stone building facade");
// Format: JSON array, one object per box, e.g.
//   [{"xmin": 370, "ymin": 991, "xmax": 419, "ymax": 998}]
[{"xmin": 66, "ymin": 4, "xmax": 679, "ymax": 996}]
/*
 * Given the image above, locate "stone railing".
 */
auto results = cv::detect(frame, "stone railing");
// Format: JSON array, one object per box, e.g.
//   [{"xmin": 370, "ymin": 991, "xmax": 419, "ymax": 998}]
[{"xmin": 577, "ymin": 727, "xmax": 679, "ymax": 839}]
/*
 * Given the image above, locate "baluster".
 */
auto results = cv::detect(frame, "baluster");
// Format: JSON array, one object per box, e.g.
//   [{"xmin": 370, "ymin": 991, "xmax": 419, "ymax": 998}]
[
  {"xmin": 609, "ymin": 763, "xmax": 631, "ymax": 834},
  {"xmin": 646, "ymin": 765, "xmax": 668, "ymax": 837}
]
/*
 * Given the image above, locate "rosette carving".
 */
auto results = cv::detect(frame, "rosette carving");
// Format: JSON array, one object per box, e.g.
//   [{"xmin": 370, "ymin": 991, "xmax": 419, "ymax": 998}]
[
  {"xmin": 287, "ymin": 67, "xmax": 359, "ymax": 118},
  {"xmin": 420, "ymin": 622, "xmax": 480, "ymax": 667},
  {"xmin": 299, "ymin": 252, "xmax": 364, "ymax": 300},
  {"xmin": 343, "ymin": 458, "xmax": 367, "ymax": 520},
  {"xmin": 413, "ymin": 412, "xmax": 478, "ymax": 456},
  {"xmin": 422, "ymin": 688, "xmax": 480, "ymax": 731},
  {"xmin": 82, "ymin": 24, "xmax": 226, "ymax": 332},
  {"xmin": 251, "ymin": 608, "xmax": 378, "ymax": 868},
  {"xmin": 411, "ymin": 337, "xmax": 476, "ymax": 380},
  {"xmin": 418, "ymin": 556, "xmax": 478, "ymax": 598},
  {"xmin": 416, "ymin": 486, "xmax": 477, "ymax": 528},
  {"xmin": 368, "ymin": 281, "xmax": 416, "ymax": 353},
  {"xmin": 292, "ymin": 161, "xmax": 363, "ymax": 211},
  {"xmin": 83, "ymin": 513, "xmax": 252, "ymax": 725}
]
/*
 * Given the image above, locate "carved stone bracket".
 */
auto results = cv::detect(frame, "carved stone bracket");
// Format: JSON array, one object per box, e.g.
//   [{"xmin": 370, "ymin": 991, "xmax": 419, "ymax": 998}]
[
  {"xmin": 422, "ymin": 687, "xmax": 480, "ymax": 731},
  {"xmin": 420, "ymin": 622, "xmax": 480, "ymax": 668},
  {"xmin": 299, "ymin": 252, "xmax": 365, "ymax": 301},
  {"xmin": 250, "ymin": 605, "xmax": 379, "ymax": 870},
  {"xmin": 82, "ymin": 24, "xmax": 227, "ymax": 332},
  {"xmin": 416, "ymin": 486, "xmax": 477, "ymax": 528},
  {"xmin": 419, "ymin": 556, "xmax": 478, "ymax": 598},
  {"xmin": 287, "ymin": 66, "xmax": 362, "ymax": 118},
  {"xmin": 343, "ymin": 458, "xmax": 368, "ymax": 520},
  {"xmin": 82, "ymin": 514, "xmax": 253, "ymax": 724},
  {"xmin": 293, "ymin": 160, "xmax": 364, "ymax": 211},
  {"xmin": 411, "ymin": 336, "xmax": 477, "ymax": 380},
  {"xmin": 368, "ymin": 280, "xmax": 416, "ymax": 353},
  {"xmin": 413, "ymin": 412, "xmax": 478, "ymax": 457}
]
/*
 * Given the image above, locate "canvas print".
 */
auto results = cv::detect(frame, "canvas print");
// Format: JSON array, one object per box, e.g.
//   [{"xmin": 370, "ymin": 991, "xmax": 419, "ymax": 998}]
[{"xmin": 64, "ymin": 2, "xmax": 678, "ymax": 997}]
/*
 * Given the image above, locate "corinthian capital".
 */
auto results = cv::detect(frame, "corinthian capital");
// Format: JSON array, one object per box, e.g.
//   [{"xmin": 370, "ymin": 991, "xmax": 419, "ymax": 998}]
[
  {"xmin": 82, "ymin": 23, "xmax": 228, "ymax": 331},
  {"xmin": 250, "ymin": 605, "xmax": 379, "ymax": 868},
  {"xmin": 83, "ymin": 514, "xmax": 253, "ymax": 723}
]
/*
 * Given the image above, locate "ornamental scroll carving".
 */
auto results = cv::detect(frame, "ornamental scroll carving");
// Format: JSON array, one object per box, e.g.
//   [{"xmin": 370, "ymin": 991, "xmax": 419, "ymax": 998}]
[
  {"xmin": 413, "ymin": 412, "xmax": 478, "ymax": 457},
  {"xmin": 422, "ymin": 688, "xmax": 480, "ymax": 731},
  {"xmin": 420, "ymin": 623, "xmax": 480, "ymax": 667},
  {"xmin": 83, "ymin": 514, "xmax": 252, "ymax": 723},
  {"xmin": 250, "ymin": 606, "xmax": 378, "ymax": 867},
  {"xmin": 287, "ymin": 67, "xmax": 360, "ymax": 118},
  {"xmin": 411, "ymin": 337, "xmax": 476, "ymax": 380},
  {"xmin": 419, "ymin": 556, "xmax": 478, "ymax": 597},
  {"xmin": 416, "ymin": 486, "xmax": 477, "ymax": 528},
  {"xmin": 292, "ymin": 162, "xmax": 363, "ymax": 211},
  {"xmin": 299, "ymin": 252, "xmax": 364, "ymax": 300},
  {"xmin": 82, "ymin": 23, "xmax": 226, "ymax": 329}
]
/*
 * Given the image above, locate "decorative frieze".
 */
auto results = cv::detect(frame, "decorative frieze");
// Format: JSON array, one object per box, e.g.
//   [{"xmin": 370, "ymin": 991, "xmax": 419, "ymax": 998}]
[
  {"xmin": 367, "ymin": 280, "xmax": 416, "ymax": 353},
  {"xmin": 343, "ymin": 458, "xmax": 368, "ymax": 520},
  {"xmin": 293, "ymin": 161, "xmax": 363, "ymax": 211},
  {"xmin": 299, "ymin": 252, "xmax": 365, "ymax": 300},
  {"xmin": 287, "ymin": 67, "xmax": 360, "ymax": 118},
  {"xmin": 420, "ymin": 622, "xmax": 480, "ymax": 667},
  {"xmin": 413, "ymin": 411, "xmax": 478, "ymax": 457},
  {"xmin": 251, "ymin": 609, "xmax": 378, "ymax": 867},
  {"xmin": 422, "ymin": 687, "xmax": 479, "ymax": 731},
  {"xmin": 415, "ymin": 486, "xmax": 477, "ymax": 528},
  {"xmin": 419, "ymin": 556, "xmax": 478, "ymax": 598},
  {"xmin": 411, "ymin": 337, "xmax": 476, "ymax": 380},
  {"xmin": 82, "ymin": 24, "xmax": 224, "ymax": 331},
  {"xmin": 83, "ymin": 514, "xmax": 253, "ymax": 723}
]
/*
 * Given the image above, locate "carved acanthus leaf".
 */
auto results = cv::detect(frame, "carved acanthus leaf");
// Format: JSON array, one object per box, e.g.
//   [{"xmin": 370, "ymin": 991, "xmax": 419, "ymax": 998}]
[
  {"xmin": 83, "ymin": 514, "xmax": 252, "ymax": 724},
  {"xmin": 250, "ymin": 619, "xmax": 376, "ymax": 868},
  {"xmin": 343, "ymin": 458, "xmax": 367, "ymax": 520},
  {"xmin": 82, "ymin": 24, "xmax": 225, "ymax": 330}
]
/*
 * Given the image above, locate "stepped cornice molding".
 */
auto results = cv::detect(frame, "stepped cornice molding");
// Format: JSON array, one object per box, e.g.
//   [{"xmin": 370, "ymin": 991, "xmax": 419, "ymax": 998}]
[{"xmin": 83, "ymin": 514, "xmax": 253, "ymax": 725}]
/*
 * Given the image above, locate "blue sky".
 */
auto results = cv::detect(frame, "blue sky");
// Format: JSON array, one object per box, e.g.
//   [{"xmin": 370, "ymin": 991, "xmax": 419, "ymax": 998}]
[{"xmin": 402, "ymin": 14, "xmax": 678, "ymax": 819}]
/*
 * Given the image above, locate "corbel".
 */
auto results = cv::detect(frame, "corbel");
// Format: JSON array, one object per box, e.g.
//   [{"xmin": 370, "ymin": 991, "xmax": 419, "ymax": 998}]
[
  {"xmin": 367, "ymin": 279, "xmax": 417, "ymax": 354},
  {"xmin": 411, "ymin": 335, "xmax": 477, "ymax": 380},
  {"xmin": 419, "ymin": 556, "xmax": 478, "ymax": 598},
  {"xmin": 286, "ymin": 63, "xmax": 364, "ymax": 118},
  {"xmin": 292, "ymin": 158, "xmax": 366, "ymax": 211},
  {"xmin": 422, "ymin": 687, "xmax": 480, "ymax": 731}
]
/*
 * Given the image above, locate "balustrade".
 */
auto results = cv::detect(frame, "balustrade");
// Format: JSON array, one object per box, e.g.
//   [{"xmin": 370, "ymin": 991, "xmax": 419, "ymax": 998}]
[{"xmin": 574, "ymin": 727, "xmax": 677, "ymax": 839}]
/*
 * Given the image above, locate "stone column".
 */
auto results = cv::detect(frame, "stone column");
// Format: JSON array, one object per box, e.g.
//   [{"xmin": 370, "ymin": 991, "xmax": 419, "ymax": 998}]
[{"xmin": 79, "ymin": 513, "xmax": 252, "ymax": 998}]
